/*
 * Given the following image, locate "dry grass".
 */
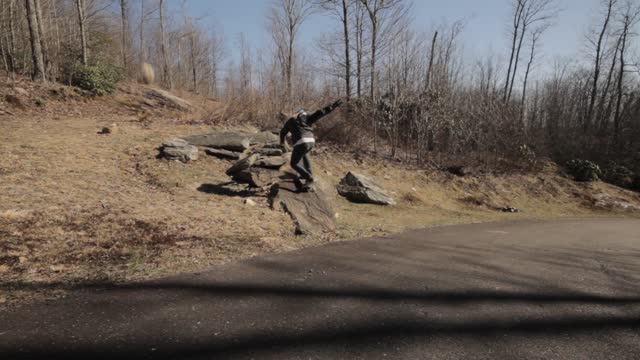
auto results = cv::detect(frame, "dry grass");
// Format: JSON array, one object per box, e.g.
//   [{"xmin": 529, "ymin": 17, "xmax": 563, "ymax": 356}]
[{"xmin": 1, "ymin": 81, "xmax": 639, "ymax": 308}]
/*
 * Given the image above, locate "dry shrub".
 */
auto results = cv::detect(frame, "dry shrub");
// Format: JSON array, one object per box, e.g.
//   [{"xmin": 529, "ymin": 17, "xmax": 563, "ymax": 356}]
[
  {"xmin": 141, "ymin": 63, "xmax": 155, "ymax": 85},
  {"xmin": 401, "ymin": 191, "xmax": 424, "ymax": 204}
]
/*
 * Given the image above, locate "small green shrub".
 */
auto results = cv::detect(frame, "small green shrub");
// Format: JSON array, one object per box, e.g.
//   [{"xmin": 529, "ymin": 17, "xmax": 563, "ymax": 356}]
[
  {"xmin": 71, "ymin": 63, "xmax": 125, "ymax": 96},
  {"xmin": 565, "ymin": 159, "xmax": 602, "ymax": 182},
  {"xmin": 34, "ymin": 97, "xmax": 46, "ymax": 107},
  {"xmin": 602, "ymin": 163, "xmax": 635, "ymax": 189}
]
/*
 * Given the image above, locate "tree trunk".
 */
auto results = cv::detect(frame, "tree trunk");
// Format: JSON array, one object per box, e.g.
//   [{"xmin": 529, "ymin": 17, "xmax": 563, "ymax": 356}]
[
  {"xmin": 425, "ymin": 31, "xmax": 438, "ymax": 90},
  {"xmin": 26, "ymin": 0, "xmax": 46, "ymax": 81},
  {"xmin": 586, "ymin": 0, "xmax": 614, "ymax": 131},
  {"xmin": 7, "ymin": 0, "xmax": 16, "ymax": 75},
  {"xmin": 596, "ymin": 34, "xmax": 621, "ymax": 132},
  {"xmin": 120, "ymin": 0, "xmax": 129, "ymax": 71},
  {"xmin": 190, "ymin": 31, "xmax": 197, "ymax": 92},
  {"xmin": 369, "ymin": 17, "xmax": 377, "ymax": 100},
  {"xmin": 355, "ymin": 5, "xmax": 363, "ymax": 97},
  {"xmin": 34, "ymin": 0, "xmax": 51, "ymax": 79},
  {"xmin": 159, "ymin": 0, "xmax": 172, "ymax": 89},
  {"xmin": 286, "ymin": 22, "xmax": 294, "ymax": 100},
  {"xmin": 508, "ymin": 21, "xmax": 527, "ymax": 102},
  {"xmin": 504, "ymin": 1, "xmax": 524, "ymax": 102},
  {"xmin": 139, "ymin": 0, "xmax": 145, "ymax": 64},
  {"xmin": 613, "ymin": 19, "xmax": 628, "ymax": 142},
  {"xmin": 76, "ymin": 0, "xmax": 88, "ymax": 65},
  {"xmin": 520, "ymin": 35, "xmax": 537, "ymax": 122},
  {"xmin": 341, "ymin": 0, "xmax": 351, "ymax": 99}
]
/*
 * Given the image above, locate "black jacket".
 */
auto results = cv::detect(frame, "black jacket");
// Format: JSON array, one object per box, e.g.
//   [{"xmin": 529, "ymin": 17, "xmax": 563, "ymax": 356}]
[{"xmin": 280, "ymin": 102, "xmax": 340, "ymax": 145}]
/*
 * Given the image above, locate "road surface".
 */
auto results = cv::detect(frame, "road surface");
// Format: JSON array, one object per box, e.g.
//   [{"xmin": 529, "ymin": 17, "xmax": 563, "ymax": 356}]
[{"xmin": 1, "ymin": 218, "xmax": 640, "ymax": 359}]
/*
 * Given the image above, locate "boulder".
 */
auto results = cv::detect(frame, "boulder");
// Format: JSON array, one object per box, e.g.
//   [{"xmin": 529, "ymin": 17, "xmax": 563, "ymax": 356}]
[
  {"xmin": 226, "ymin": 153, "xmax": 259, "ymax": 176},
  {"xmin": 160, "ymin": 138, "xmax": 198, "ymax": 162},
  {"xmin": 270, "ymin": 178, "xmax": 336, "ymax": 235},
  {"xmin": 183, "ymin": 132, "xmax": 251, "ymax": 152},
  {"xmin": 205, "ymin": 148, "xmax": 244, "ymax": 160},
  {"xmin": 255, "ymin": 156, "xmax": 287, "ymax": 170},
  {"xmin": 337, "ymin": 172, "xmax": 395, "ymax": 205},
  {"xmin": 249, "ymin": 131, "xmax": 279, "ymax": 145},
  {"xmin": 233, "ymin": 168, "xmax": 286, "ymax": 188},
  {"xmin": 145, "ymin": 88, "xmax": 193, "ymax": 111}
]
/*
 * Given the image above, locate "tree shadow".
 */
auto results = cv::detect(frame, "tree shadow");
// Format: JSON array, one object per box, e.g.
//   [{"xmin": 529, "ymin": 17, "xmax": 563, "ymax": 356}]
[
  {"xmin": 197, "ymin": 182, "xmax": 256, "ymax": 197},
  {"xmin": 1, "ymin": 279, "xmax": 640, "ymax": 360}
]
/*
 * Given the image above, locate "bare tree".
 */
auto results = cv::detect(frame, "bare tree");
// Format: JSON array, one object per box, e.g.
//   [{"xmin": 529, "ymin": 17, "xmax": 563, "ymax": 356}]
[
  {"xmin": 268, "ymin": 0, "xmax": 314, "ymax": 101},
  {"xmin": 353, "ymin": 0, "xmax": 366, "ymax": 97},
  {"xmin": 359, "ymin": 0, "xmax": 406, "ymax": 99},
  {"xmin": 504, "ymin": 0, "xmax": 556, "ymax": 103},
  {"xmin": 316, "ymin": 0, "xmax": 351, "ymax": 99},
  {"xmin": 585, "ymin": 0, "xmax": 617, "ymax": 130},
  {"xmin": 613, "ymin": 1, "xmax": 640, "ymax": 141},
  {"xmin": 159, "ymin": 0, "xmax": 172, "ymax": 89},
  {"xmin": 425, "ymin": 30, "xmax": 438, "ymax": 90},
  {"xmin": 520, "ymin": 25, "xmax": 548, "ymax": 121},
  {"xmin": 120, "ymin": 0, "xmax": 129, "ymax": 71},
  {"xmin": 75, "ymin": 0, "xmax": 88, "ymax": 65},
  {"xmin": 503, "ymin": 0, "xmax": 525, "ymax": 102},
  {"xmin": 25, "ymin": 0, "xmax": 46, "ymax": 81}
]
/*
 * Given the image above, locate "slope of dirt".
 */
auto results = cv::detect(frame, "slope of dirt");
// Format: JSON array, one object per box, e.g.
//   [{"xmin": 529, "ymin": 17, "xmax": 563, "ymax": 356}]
[{"xmin": 1, "ymin": 81, "xmax": 639, "ymax": 308}]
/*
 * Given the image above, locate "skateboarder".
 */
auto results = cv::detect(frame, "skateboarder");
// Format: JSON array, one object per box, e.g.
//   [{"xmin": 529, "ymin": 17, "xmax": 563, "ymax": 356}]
[{"xmin": 280, "ymin": 99, "xmax": 343, "ymax": 191}]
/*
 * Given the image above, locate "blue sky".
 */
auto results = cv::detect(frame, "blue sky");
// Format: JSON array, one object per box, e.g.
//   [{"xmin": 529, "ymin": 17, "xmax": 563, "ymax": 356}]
[{"xmin": 168, "ymin": 0, "xmax": 600, "ymax": 68}]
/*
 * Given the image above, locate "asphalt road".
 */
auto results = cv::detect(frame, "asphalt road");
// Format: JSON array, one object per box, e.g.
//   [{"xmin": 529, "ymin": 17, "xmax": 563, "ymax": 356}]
[{"xmin": 1, "ymin": 218, "xmax": 640, "ymax": 359}]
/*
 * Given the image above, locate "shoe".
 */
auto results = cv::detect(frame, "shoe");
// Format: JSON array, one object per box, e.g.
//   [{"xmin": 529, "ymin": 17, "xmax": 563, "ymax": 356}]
[{"xmin": 302, "ymin": 178, "xmax": 316, "ymax": 193}]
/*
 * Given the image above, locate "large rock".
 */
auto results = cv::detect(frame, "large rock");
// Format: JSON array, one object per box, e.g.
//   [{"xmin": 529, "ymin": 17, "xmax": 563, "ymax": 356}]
[
  {"xmin": 233, "ymin": 168, "xmax": 286, "ymax": 188},
  {"xmin": 255, "ymin": 156, "xmax": 287, "ymax": 170},
  {"xmin": 183, "ymin": 131, "xmax": 279, "ymax": 152},
  {"xmin": 249, "ymin": 131, "xmax": 279, "ymax": 145},
  {"xmin": 337, "ymin": 172, "xmax": 395, "ymax": 205},
  {"xmin": 183, "ymin": 132, "xmax": 251, "ymax": 152},
  {"xmin": 160, "ymin": 138, "xmax": 198, "ymax": 162},
  {"xmin": 226, "ymin": 154, "xmax": 259, "ymax": 176},
  {"xmin": 270, "ymin": 178, "xmax": 336, "ymax": 235},
  {"xmin": 145, "ymin": 88, "xmax": 193, "ymax": 111},
  {"xmin": 205, "ymin": 148, "xmax": 244, "ymax": 160}
]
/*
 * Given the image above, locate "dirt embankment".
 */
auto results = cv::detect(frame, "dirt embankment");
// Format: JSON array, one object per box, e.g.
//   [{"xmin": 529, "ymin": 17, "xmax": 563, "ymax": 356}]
[{"xmin": 1, "ymin": 81, "xmax": 639, "ymax": 308}]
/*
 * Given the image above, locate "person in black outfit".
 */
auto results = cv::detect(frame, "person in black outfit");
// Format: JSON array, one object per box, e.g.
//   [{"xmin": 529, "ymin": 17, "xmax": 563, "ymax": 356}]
[{"xmin": 280, "ymin": 99, "xmax": 343, "ymax": 191}]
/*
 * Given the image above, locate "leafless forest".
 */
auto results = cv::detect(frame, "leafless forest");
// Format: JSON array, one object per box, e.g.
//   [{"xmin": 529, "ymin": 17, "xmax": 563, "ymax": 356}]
[{"xmin": 2, "ymin": 0, "xmax": 639, "ymax": 175}]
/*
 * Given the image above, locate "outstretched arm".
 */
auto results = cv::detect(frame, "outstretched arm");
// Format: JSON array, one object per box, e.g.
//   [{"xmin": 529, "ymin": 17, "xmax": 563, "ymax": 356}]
[{"xmin": 307, "ymin": 99, "xmax": 343, "ymax": 125}]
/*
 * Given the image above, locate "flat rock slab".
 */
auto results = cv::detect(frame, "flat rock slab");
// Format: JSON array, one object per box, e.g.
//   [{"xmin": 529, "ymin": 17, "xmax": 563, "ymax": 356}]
[
  {"xmin": 205, "ymin": 148, "xmax": 244, "ymax": 160},
  {"xmin": 270, "ymin": 179, "xmax": 336, "ymax": 235},
  {"xmin": 183, "ymin": 131, "xmax": 279, "ymax": 153},
  {"xmin": 184, "ymin": 132, "xmax": 252, "ymax": 152}
]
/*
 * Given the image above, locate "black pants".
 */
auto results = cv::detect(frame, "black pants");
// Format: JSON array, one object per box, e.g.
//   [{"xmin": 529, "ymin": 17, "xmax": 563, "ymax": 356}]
[{"xmin": 291, "ymin": 142, "xmax": 314, "ymax": 181}]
